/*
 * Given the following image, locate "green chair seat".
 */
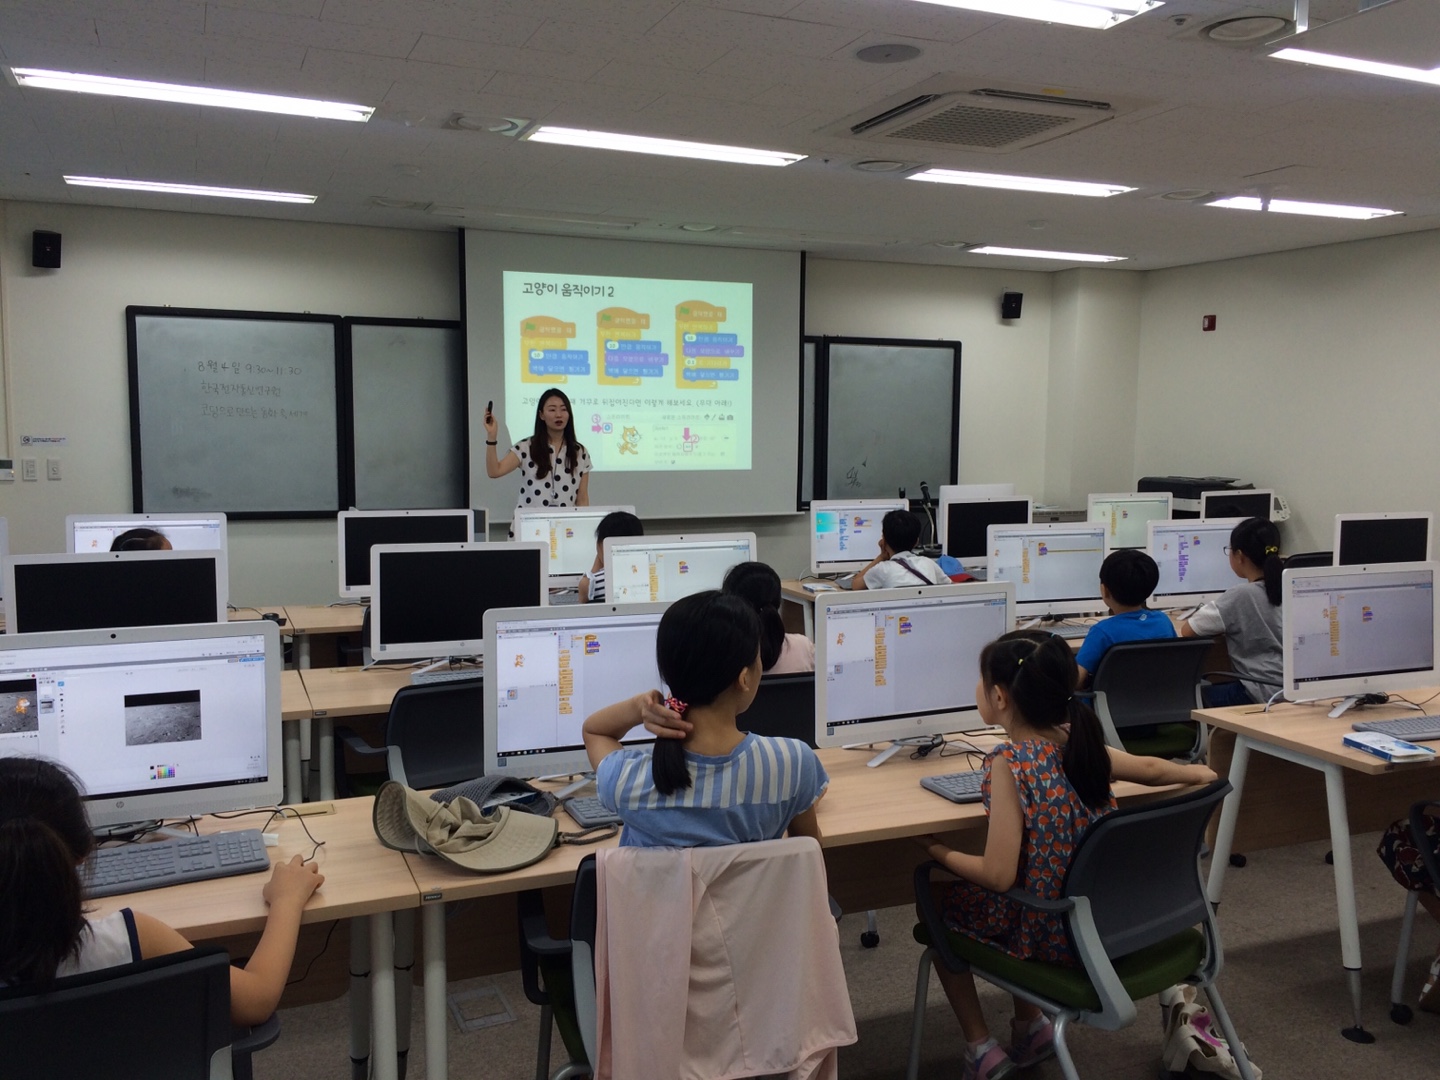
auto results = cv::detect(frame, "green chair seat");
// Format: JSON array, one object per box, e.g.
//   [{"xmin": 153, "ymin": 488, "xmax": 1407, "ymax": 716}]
[{"xmin": 912, "ymin": 922, "xmax": 1207, "ymax": 1013}]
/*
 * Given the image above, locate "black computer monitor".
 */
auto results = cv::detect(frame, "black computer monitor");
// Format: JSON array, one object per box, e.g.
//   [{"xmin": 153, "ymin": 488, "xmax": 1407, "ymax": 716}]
[
  {"xmin": 939, "ymin": 496, "xmax": 1033, "ymax": 567},
  {"xmin": 742, "ymin": 672, "xmax": 816, "ymax": 747},
  {"xmin": 4, "ymin": 551, "xmax": 226, "ymax": 634},
  {"xmin": 337, "ymin": 509, "xmax": 474, "ymax": 598},
  {"xmin": 369, "ymin": 542, "xmax": 547, "ymax": 661},
  {"xmin": 1335, "ymin": 513, "xmax": 1432, "ymax": 566},
  {"xmin": 1200, "ymin": 489, "xmax": 1273, "ymax": 521}
]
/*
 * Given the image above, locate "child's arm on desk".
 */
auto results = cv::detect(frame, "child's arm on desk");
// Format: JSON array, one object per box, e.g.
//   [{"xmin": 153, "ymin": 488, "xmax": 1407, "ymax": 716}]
[
  {"xmin": 917, "ymin": 758, "xmax": 1024, "ymax": 893},
  {"xmin": 1109, "ymin": 748, "xmax": 1216, "ymax": 787}
]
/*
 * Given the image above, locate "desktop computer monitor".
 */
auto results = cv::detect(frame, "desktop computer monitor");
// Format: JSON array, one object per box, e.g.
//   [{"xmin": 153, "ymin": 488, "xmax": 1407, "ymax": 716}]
[
  {"xmin": 67, "ymin": 513, "xmax": 228, "ymax": 554},
  {"xmin": 1087, "ymin": 493, "xmax": 1173, "ymax": 550},
  {"xmin": 603, "ymin": 533, "xmax": 758, "ymax": 604},
  {"xmin": 939, "ymin": 496, "xmax": 1032, "ymax": 570},
  {"xmin": 1147, "ymin": 518, "xmax": 1243, "ymax": 608},
  {"xmin": 369, "ymin": 542, "xmax": 547, "ymax": 662},
  {"xmin": 472, "ymin": 507, "xmax": 490, "ymax": 540},
  {"xmin": 814, "ymin": 582, "xmax": 1015, "ymax": 750},
  {"xmin": 484, "ymin": 602, "xmax": 668, "ymax": 778},
  {"xmin": 337, "ymin": 509, "xmax": 474, "ymax": 598},
  {"xmin": 1281, "ymin": 562, "xmax": 1438, "ymax": 705},
  {"xmin": 986, "ymin": 523, "xmax": 1107, "ymax": 618},
  {"xmin": 1200, "ymin": 489, "xmax": 1274, "ymax": 521},
  {"xmin": 5, "ymin": 551, "xmax": 228, "ymax": 634},
  {"xmin": 810, "ymin": 499, "xmax": 908, "ymax": 576},
  {"xmin": 511, "ymin": 505, "xmax": 638, "ymax": 585},
  {"xmin": 1334, "ymin": 512, "xmax": 1433, "ymax": 566},
  {"xmin": 0, "ymin": 621, "xmax": 284, "ymax": 828}
]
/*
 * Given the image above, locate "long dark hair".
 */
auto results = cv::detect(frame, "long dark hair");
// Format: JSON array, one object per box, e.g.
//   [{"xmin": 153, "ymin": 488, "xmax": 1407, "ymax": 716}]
[
  {"xmin": 110, "ymin": 527, "xmax": 167, "ymax": 551},
  {"xmin": 652, "ymin": 591, "xmax": 761, "ymax": 796},
  {"xmin": 722, "ymin": 561, "xmax": 785, "ymax": 671},
  {"xmin": 1229, "ymin": 517, "xmax": 1283, "ymax": 606},
  {"xmin": 0, "ymin": 758, "xmax": 95, "ymax": 985},
  {"xmin": 529, "ymin": 388, "xmax": 584, "ymax": 481},
  {"xmin": 979, "ymin": 631, "xmax": 1111, "ymax": 809}
]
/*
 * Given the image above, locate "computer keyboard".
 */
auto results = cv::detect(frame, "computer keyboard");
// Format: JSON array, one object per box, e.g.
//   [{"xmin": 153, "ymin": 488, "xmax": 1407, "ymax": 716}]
[
  {"xmin": 920, "ymin": 770, "xmax": 986, "ymax": 804},
  {"xmin": 1048, "ymin": 624, "xmax": 1090, "ymax": 640},
  {"xmin": 1350, "ymin": 715, "xmax": 1440, "ymax": 742},
  {"xmin": 564, "ymin": 795, "xmax": 622, "ymax": 828},
  {"xmin": 410, "ymin": 667, "xmax": 483, "ymax": 686},
  {"xmin": 84, "ymin": 830, "xmax": 271, "ymax": 898}
]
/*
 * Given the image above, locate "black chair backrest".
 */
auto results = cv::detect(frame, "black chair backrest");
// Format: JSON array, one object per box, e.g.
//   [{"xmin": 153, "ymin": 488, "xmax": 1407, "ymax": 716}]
[
  {"xmin": 1090, "ymin": 637, "xmax": 1213, "ymax": 730},
  {"xmin": 741, "ymin": 672, "xmax": 817, "ymax": 747},
  {"xmin": 1063, "ymin": 779, "xmax": 1231, "ymax": 959},
  {"xmin": 0, "ymin": 945, "xmax": 232, "ymax": 1080},
  {"xmin": 387, "ymin": 680, "xmax": 485, "ymax": 789},
  {"xmin": 571, "ymin": 853, "xmax": 599, "ymax": 954},
  {"xmin": 1284, "ymin": 551, "xmax": 1333, "ymax": 569}
]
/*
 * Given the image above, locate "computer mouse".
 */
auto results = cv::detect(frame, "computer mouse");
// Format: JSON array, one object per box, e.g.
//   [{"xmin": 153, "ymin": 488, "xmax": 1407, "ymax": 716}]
[{"xmin": 261, "ymin": 611, "xmax": 287, "ymax": 627}]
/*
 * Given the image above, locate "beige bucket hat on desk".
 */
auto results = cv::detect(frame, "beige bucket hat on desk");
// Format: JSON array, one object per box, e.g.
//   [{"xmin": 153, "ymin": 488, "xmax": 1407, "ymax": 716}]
[{"xmin": 373, "ymin": 780, "xmax": 558, "ymax": 873}]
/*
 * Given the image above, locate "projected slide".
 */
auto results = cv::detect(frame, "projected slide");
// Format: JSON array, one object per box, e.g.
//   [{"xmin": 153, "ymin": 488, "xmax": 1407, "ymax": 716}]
[{"xmin": 503, "ymin": 271, "xmax": 753, "ymax": 471}]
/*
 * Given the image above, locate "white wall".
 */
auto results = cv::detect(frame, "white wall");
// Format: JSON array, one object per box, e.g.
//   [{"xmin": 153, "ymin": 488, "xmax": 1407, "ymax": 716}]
[
  {"xmin": 1133, "ymin": 228, "xmax": 1440, "ymax": 553},
  {"xmin": 0, "ymin": 202, "xmax": 459, "ymax": 603}
]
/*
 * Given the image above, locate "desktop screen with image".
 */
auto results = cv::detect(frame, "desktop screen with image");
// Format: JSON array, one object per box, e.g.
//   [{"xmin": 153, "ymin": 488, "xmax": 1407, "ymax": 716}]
[
  {"xmin": 604, "ymin": 533, "xmax": 756, "ymax": 604},
  {"xmin": 68, "ymin": 513, "xmax": 228, "ymax": 554},
  {"xmin": 814, "ymin": 583, "xmax": 1014, "ymax": 750},
  {"xmin": 511, "ymin": 505, "xmax": 637, "ymax": 580},
  {"xmin": 0, "ymin": 624, "xmax": 282, "ymax": 827},
  {"xmin": 1283, "ymin": 564, "xmax": 1437, "ymax": 699},
  {"xmin": 1148, "ymin": 519, "xmax": 1241, "ymax": 605},
  {"xmin": 811, "ymin": 499, "xmax": 908, "ymax": 575},
  {"xmin": 485, "ymin": 604, "xmax": 666, "ymax": 778},
  {"xmin": 1087, "ymin": 494, "xmax": 1172, "ymax": 550},
  {"xmin": 986, "ymin": 524, "xmax": 1106, "ymax": 616}
]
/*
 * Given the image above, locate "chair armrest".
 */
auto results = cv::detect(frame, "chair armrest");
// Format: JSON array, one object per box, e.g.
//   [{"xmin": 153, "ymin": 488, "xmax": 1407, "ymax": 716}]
[
  {"xmin": 336, "ymin": 727, "xmax": 388, "ymax": 760},
  {"xmin": 1409, "ymin": 801, "xmax": 1440, "ymax": 892},
  {"xmin": 913, "ymin": 861, "xmax": 1076, "ymax": 975}
]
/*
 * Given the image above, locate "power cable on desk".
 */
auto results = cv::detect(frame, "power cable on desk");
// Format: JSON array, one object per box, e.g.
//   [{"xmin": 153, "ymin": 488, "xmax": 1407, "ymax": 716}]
[{"xmin": 211, "ymin": 805, "xmax": 327, "ymax": 864}]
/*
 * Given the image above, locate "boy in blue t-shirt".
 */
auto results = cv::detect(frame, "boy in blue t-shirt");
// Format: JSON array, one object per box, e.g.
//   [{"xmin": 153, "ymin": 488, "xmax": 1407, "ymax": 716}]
[{"xmin": 1075, "ymin": 548, "xmax": 1176, "ymax": 685}]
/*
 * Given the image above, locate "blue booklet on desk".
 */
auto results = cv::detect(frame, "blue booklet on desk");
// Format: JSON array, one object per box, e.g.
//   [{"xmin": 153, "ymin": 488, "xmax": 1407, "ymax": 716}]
[{"xmin": 1343, "ymin": 731, "xmax": 1437, "ymax": 763}]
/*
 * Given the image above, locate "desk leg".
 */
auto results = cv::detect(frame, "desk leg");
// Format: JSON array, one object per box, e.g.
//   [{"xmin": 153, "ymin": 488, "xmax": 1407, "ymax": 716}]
[
  {"xmin": 350, "ymin": 919, "xmax": 372, "ymax": 1080},
  {"xmin": 395, "ymin": 909, "xmax": 414, "ymax": 1079},
  {"xmin": 310, "ymin": 716, "xmax": 336, "ymax": 801},
  {"xmin": 283, "ymin": 722, "xmax": 303, "ymax": 806},
  {"xmin": 1323, "ymin": 762, "xmax": 1373, "ymax": 1043},
  {"xmin": 1206, "ymin": 736, "xmax": 1251, "ymax": 906},
  {"xmin": 423, "ymin": 903, "xmax": 448, "ymax": 1080},
  {"xmin": 803, "ymin": 599, "xmax": 814, "ymax": 640},
  {"xmin": 371, "ymin": 912, "xmax": 400, "ymax": 1080},
  {"xmin": 297, "ymin": 634, "xmax": 312, "ymax": 669}
]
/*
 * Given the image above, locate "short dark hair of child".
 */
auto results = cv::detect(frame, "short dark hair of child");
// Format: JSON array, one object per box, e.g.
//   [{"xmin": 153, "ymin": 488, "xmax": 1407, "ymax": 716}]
[
  {"xmin": 110, "ymin": 527, "xmax": 167, "ymax": 551},
  {"xmin": 1099, "ymin": 548, "xmax": 1160, "ymax": 608},
  {"xmin": 880, "ymin": 509, "xmax": 922, "ymax": 554},
  {"xmin": 595, "ymin": 511, "xmax": 643, "ymax": 544}
]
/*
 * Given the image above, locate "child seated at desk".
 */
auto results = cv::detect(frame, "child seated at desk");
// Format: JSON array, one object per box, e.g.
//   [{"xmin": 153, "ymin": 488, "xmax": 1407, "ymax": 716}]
[
  {"xmin": 1178, "ymin": 517, "xmax": 1283, "ymax": 707},
  {"xmin": 1075, "ymin": 549, "xmax": 1176, "ymax": 686},
  {"xmin": 722, "ymin": 560, "xmax": 815, "ymax": 674},
  {"xmin": 0, "ymin": 757, "xmax": 323, "ymax": 1026},
  {"xmin": 917, "ymin": 632, "xmax": 1216, "ymax": 1079},
  {"xmin": 582, "ymin": 591, "xmax": 827, "ymax": 847},
  {"xmin": 851, "ymin": 509, "xmax": 950, "ymax": 590},
  {"xmin": 578, "ymin": 510, "xmax": 643, "ymax": 603}
]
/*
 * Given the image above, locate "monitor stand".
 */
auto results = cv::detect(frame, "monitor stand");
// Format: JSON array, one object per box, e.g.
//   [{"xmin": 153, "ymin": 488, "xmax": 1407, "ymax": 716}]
[
  {"xmin": 93, "ymin": 820, "xmax": 161, "ymax": 842},
  {"xmin": 846, "ymin": 735, "xmax": 944, "ymax": 768},
  {"xmin": 413, "ymin": 655, "xmax": 482, "ymax": 677},
  {"xmin": 1328, "ymin": 692, "xmax": 1392, "ymax": 719}
]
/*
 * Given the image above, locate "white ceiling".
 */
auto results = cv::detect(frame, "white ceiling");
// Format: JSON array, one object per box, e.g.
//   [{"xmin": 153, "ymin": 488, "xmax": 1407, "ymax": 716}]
[{"xmin": 2, "ymin": 0, "xmax": 1437, "ymax": 270}]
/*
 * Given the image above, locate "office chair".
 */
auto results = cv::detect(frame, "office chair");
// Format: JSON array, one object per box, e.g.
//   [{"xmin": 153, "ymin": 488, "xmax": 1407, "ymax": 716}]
[
  {"xmin": 1283, "ymin": 551, "xmax": 1334, "ymax": 569},
  {"xmin": 336, "ymin": 605, "xmax": 372, "ymax": 666},
  {"xmin": 906, "ymin": 779, "xmax": 1254, "ymax": 1080},
  {"xmin": 0, "ymin": 945, "xmax": 279, "ymax": 1080},
  {"xmin": 518, "ymin": 888, "xmax": 592, "ymax": 1080},
  {"xmin": 1085, "ymin": 638, "xmax": 1214, "ymax": 760},
  {"xmin": 336, "ymin": 679, "xmax": 484, "ymax": 1079},
  {"xmin": 1388, "ymin": 798, "xmax": 1440, "ymax": 1024}
]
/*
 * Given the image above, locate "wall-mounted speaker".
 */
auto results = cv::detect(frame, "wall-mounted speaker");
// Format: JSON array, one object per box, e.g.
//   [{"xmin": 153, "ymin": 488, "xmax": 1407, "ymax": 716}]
[
  {"xmin": 32, "ymin": 230, "xmax": 61, "ymax": 269},
  {"xmin": 1000, "ymin": 291, "xmax": 1023, "ymax": 320}
]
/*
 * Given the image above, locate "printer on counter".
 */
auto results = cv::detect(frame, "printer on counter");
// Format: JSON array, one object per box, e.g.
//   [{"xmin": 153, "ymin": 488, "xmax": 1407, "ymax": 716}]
[{"xmin": 1137, "ymin": 476, "xmax": 1290, "ymax": 522}]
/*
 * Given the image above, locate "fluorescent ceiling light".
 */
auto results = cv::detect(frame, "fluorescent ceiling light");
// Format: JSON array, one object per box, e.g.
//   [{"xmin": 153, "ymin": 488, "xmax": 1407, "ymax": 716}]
[
  {"xmin": 9, "ymin": 67, "xmax": 374, "ymax": 121},
  {"xmin": 64, "ymin": 176, "xmax": 317, "ymax": 204},
  {"xmin": 524, "ymin": 126, "xmax": 804, "ymax": 166},
  {"xmin": 904, "ymin": 0, "xmax": 1162, "ymax": 31},
  {"xmin": 1207, "ymin": 196, "xmax": 1400, "ymax": 220},
  {"xmin": 908, "ymin": 168, "xmax": 1134, "ymax": 197},
  {"xmin": 970, "ymin": 245, "xmax": 1127, "ymax": 262},
  {"xmin": 1271, "ymin": 48, "xmax": 1440, "ymax": 88}
]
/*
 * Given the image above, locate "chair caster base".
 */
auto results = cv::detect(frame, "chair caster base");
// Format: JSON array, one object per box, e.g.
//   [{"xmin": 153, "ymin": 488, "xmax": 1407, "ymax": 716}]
[
  {"xmin": 1340, "ymin": 1024, "xmax": 1375, "ymax": 1044},
  {"xmin": 1228, "ymin": 853, "xmax": 1247, "ymax": 868},
  {"xmin": 860, "ymin": 931, "xmax": 880, "ymax": 948},
  {"xmin": 1390, "ymin": 1003, "xmax": 1413, "ymax": 1025}
]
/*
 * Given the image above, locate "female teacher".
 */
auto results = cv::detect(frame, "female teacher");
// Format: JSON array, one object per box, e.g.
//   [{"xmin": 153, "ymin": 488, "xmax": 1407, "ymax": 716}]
[{"xmin": 485, "ymin": 388, "xmax": 591, "ymax": 526}]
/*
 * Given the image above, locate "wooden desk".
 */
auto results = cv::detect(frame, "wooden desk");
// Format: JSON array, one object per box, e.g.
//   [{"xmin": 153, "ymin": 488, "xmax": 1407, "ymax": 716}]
[
  {"xmin": 91, "ymin": 798, "xmax": 417, "ymax": 1080},
  {"xmin": 285, "ymin": 603, "xmax": 366, "ymax": 668},
  {"xmin": 298, "ymin": 666, "xmax": 412, "ymax": 800},
  {"xmin": 1199, "ymin": 697, "xmax": 1440, "ymax": 1040}
]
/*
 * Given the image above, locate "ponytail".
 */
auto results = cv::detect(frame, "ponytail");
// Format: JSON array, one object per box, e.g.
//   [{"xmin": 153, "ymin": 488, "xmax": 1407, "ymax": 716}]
[
  {"xmin": 722, "ymin": 561, "xmax": 786, "ymax": 671},
  {"xmin": 1229, "ymin": 517, "xmax": 1283, "ymax": 606},
  {"xmin": 979, "ymin": 631, "xmax": 1112, "ymax": 809},
  {"xmin": 0, "ymin": 759, "xmax": 94, "ymax": 985}
]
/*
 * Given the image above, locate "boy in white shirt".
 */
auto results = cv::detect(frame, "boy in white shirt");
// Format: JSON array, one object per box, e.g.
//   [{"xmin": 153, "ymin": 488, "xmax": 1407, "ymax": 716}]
[{"xmin": 851, "ymin": 510, "xmax": 951, "ymax": 590}]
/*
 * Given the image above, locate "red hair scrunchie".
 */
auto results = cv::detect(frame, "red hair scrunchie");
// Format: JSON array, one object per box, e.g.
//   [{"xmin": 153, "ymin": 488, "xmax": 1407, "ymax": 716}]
[{"xmin": 664, "ymin": 696, "xmax": 689, "ymax": 715}]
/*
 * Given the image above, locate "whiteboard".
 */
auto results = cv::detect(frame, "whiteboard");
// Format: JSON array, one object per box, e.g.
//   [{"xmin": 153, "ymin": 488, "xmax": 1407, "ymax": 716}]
[
  {"xmin": 348, "ymin": 320, "xmax": 466, "ymax": 509},
  {"xmin": 128, "ymin": 308, "xmax": 342, "ymax": 515}
]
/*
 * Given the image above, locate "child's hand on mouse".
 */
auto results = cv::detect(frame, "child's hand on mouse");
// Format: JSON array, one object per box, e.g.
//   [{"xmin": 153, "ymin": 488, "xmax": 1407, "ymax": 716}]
[
  {"xmin": 638, "ymin": 690, "xmax": 690, "ymax": 741},
  {"xmin": 263, "ymin": 853, "xmax": 324, "ymax": 909}
]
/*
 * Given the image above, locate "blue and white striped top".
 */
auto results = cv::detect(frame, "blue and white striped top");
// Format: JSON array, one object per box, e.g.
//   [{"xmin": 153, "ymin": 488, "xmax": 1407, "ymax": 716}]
[{"xmin": 595, "ymin": 734, "xmax": 829, "ymax": 849}]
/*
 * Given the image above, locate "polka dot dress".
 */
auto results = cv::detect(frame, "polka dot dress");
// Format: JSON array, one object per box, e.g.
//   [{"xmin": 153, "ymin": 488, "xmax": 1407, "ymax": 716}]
[{"xmin": 509, "ymin": 437, "xmax": 592, "ymax": 533}]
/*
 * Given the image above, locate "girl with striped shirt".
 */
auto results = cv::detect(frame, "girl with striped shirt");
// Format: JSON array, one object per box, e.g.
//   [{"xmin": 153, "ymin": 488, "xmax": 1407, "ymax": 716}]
[{"xmin": 583, "ymin": 591, "xmax": 827, "ymax": 848}]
